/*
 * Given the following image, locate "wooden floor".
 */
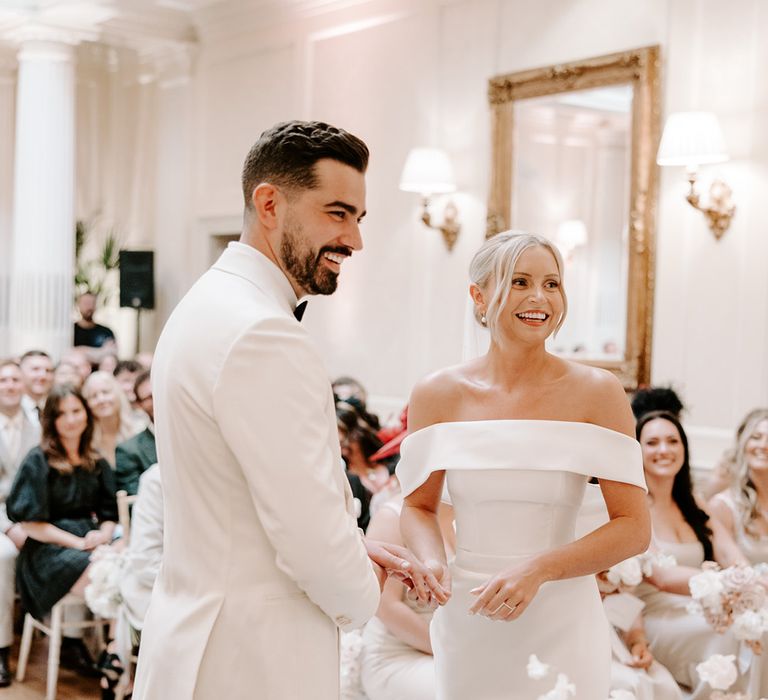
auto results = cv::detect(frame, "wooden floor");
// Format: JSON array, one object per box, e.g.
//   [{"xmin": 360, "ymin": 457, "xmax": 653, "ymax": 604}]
[{"xmin": 1, "ymin": 635, "xmax": 101, "ymax": 700}]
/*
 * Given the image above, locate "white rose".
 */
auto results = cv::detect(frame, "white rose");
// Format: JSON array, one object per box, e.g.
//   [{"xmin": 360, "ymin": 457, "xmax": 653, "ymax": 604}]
[
  {"xmin": 537, "ymin": 673, "xmax": 576, "ymax": 700},
  {"xmin": 722, "ymin": 565, "xmax": 760, "ymax": 591},
  {"xmin": 608, "ymin": 691, "xmax": 636, "ymax": 700},
  {"xmin": 606, "ymin": 558, "xmax": 643, "ymax": 588},
  {"xmin": 689, "ymin": 570, "xmax": 725, "ymax": 609},
  {"xmin": 527, "ymin": 654, "xmax": 551, "ymax": 680},
  {"xmin": 733, "ymin": 610, "xmax": 767, "ymax": 641},
  {"xmin": 696, "ymin": 654, "xmax": 738, "ymax": 691},
  {"xmin": 639, "ymin": 551, "xmax": 677, "ymax": 577}
]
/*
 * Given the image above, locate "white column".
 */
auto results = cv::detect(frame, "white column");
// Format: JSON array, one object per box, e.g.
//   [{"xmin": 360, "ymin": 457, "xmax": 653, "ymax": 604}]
[
  {"xmin": 0, "ymin": 53, "xmax": 16, "ymax": 358},
  {"xmin": 8, "ymin": 38, "xmax": 76, "ymax": 360}
]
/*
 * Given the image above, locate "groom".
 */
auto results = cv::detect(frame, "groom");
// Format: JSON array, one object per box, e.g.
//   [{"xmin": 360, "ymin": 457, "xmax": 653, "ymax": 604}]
[{"xmin": 134, "ymin": 121, "xmax": 446, "ymax": 699}]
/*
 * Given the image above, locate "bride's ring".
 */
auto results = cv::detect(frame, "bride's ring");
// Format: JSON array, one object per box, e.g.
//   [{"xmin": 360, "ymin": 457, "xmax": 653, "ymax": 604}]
[{"xmin": 490, "ymin": 601, "xmax": 517, "ymax": 615}]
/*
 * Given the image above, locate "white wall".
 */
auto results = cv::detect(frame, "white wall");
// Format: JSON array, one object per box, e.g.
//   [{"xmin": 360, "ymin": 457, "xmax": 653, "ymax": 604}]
[
  {"xmin": 2, "ymin": 0, "xmax": 765, "ymax": 465},
  {"xmin": 177, "ymin": 0, "xmax": 768, "ymax": 460}
]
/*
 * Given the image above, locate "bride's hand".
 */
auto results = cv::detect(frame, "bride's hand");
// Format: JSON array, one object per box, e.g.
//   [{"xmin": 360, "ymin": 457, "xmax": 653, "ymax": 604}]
[
  {"xmin": 468, "ymin": 560, "xmax": 546, "ymax": 621},
  {"xmin": 364, "ymin": 540, "xmax": 451, "ymax": 606}
]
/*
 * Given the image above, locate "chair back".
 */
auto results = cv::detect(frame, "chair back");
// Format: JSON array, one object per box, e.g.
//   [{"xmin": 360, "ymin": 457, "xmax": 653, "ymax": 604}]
[{"xmin": 116, "ymin": 490, "xmax": 138, "ymax": 547}]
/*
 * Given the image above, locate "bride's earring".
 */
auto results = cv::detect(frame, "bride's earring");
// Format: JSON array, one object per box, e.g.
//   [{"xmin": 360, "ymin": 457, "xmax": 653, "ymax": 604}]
[{"xmin": 480, "ymin": 313, "xmax": 487, "ymax": 326}]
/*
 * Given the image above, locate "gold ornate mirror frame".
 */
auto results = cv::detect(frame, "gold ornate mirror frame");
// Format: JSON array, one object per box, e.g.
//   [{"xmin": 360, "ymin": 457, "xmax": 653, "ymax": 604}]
[{"xmin": 487, "ymin": 46, "xmax": 661, "ymax": 390}]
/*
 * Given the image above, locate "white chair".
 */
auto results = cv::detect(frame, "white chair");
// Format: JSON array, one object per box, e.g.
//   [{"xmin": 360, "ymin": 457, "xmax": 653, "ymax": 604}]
[
  {"xmin": 116, "ymin": 489, "xmax": 138, "ymax": 548},
  {"xmin": 115, "ymin": 489, "xmax": 139, "ymax": 700},
  {"xmin": 16, "ymin": 593, "xmax": 105, "ymax": 700}
]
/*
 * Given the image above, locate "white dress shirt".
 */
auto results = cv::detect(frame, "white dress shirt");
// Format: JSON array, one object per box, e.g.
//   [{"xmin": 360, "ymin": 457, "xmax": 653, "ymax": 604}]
[{"xmin": 0, "ymin": 411, "xmax": 22, "ymax": 467}]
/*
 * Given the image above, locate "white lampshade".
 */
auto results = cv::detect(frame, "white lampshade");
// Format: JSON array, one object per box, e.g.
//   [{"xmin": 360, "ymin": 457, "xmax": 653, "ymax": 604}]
[
  {"xmin": 399, "ymin": 147, "xmax": 456, "ymax": 194},
  {"xmin": 556, "ymin": 219, "xmax": 588, "ymax": 252},
  {"xmin": 657, "ymin": 111, "xmax": 728, "ymax": 168}
]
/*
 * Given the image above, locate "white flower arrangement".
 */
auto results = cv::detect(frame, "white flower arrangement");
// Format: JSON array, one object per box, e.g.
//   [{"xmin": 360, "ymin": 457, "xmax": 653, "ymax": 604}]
[
  {"xmin": 84, "ymin": 549, "xmax": 128, "ymax": 618},
  {"xmin": 694, "ymin": 652, "xmax": 768, "ymax": 699},
  {"xmin": 608, "ymin": 691, "xmax": 637, "ymax": 700},
  {"xmin": 339, "ymin": 629, "xmax": 365, "ymax": 700},
  {"xmin": 696, "ymin": 654, "xmax": 738, "ymax": 691},
  {"xmin": 688, "ymin": 564, "xmax": 768, "ymax": 654},
  {"xmin": 598, "ymin": 551, "xmax": 677, "ymax": 594}
]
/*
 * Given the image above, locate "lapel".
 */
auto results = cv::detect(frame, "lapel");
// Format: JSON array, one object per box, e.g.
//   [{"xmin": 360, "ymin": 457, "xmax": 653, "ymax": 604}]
[
  {"xmin": 138, "ymin": 429, "xmax": 157, "ymax": 464},
  {"xmin": 0, "ymin": 436, "xmax": 10, "ymax": 478},
  {"xmin": 212, "ymin": 242, "xmax": 299, "ymax": 318}
]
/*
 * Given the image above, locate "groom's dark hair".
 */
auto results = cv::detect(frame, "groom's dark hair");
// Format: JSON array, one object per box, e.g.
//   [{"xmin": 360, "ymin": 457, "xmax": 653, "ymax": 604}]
[{"xmin": 241, "ymin": 120, "xmax": 369, "ymax": 209}]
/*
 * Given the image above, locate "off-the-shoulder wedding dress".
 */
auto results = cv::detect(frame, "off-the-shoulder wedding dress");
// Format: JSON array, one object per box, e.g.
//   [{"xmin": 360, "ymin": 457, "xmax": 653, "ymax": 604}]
[{"xmin": 397, "ymin": 419, "xmax": 646, "ymax": 700}]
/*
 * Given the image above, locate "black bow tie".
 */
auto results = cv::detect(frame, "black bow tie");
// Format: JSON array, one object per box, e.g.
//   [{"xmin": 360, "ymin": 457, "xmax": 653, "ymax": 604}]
[{"xmin": 293, "ymin": 301, "xmax": 308, "ymax": 322}]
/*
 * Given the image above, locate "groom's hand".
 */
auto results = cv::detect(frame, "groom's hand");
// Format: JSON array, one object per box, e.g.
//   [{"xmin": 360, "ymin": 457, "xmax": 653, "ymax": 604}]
[{"xmin": 364, "ymin": 539, "xmax": 451, "ymax": 606}]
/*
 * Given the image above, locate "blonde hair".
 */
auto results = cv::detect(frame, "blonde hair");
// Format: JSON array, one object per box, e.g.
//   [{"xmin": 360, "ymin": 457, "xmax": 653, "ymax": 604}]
[
  {"xmin": 469, "ymin": 231, "xmax": 568, "ymax": 338},
  {"xmin": 729, "ymin": 408, "xmax": 768, "ymax": 536},
  {"xmin": 82, "ymin": 371, "xmax": 138, "ymax": 443}
]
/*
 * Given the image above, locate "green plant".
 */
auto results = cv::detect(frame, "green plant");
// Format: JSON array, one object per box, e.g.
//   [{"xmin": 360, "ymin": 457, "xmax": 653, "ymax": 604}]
[{"xmin": 74, "ymin": 220, "xmax": 121, "ymax": 302}]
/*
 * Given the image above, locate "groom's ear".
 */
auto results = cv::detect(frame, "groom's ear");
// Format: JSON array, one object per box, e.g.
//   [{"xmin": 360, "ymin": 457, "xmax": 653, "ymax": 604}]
[{"xmin": 251, "ymin": 182, "xmax": 283, "ymax": 231}]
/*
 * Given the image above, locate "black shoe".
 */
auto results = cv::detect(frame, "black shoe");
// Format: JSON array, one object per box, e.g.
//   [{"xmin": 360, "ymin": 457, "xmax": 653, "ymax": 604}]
[
  {"xmin": 0, "ymin": 647, "xmax": 11, "ymax": 687},
  {"xmin": 60, "ymin": 638, "xmax": 100, "ymax": 678}
]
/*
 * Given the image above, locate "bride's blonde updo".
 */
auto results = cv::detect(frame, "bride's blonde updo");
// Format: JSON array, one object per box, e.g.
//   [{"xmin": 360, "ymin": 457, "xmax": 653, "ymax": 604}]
[{"xmin": 469, "ymin": 230, "xmax": 568, "ymax": 338}]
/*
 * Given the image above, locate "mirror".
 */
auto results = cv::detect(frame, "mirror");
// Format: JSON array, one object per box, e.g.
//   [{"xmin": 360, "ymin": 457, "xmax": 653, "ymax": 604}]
[{"xmin": 487, "ymin": 47, "xmax": 661, "ymax": 389}]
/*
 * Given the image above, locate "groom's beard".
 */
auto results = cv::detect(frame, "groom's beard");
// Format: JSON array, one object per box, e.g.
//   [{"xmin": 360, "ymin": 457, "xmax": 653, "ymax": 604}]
[{"xmin": 280, "ymin": 217, "xmax": 348, "ymax": 296}]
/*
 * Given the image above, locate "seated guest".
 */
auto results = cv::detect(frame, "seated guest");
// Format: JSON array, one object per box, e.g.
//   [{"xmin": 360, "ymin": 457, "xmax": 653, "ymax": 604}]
[
  {"xmin": 702, "ymin": 408, "xmax": 767, "ymax": 501},
  {"xmin": 115, "ymin": 372, "xmax": 157, "ymax": 496},
  {"xmin": 630, "ymin": 385, "xmax": 685, "ymax": 421},
  {"xmin": 54, "ymin": 357, "xmax": 85, "ymax": 390},
  {"xmin": 609, "ymin": 611, "xmax": 682, "ymax": 700},
  {"xmin": 98, "ymin": 353, "xmax": 119, "ymax": 376},
  {"xmin": 6, "ymin": 384, "xmax": 117, "ymax": 672},
  {"xmin": 333, "ymin": 375, "xmax": 368, "ymax": 406},
  {"xmin": 119, "ymin": 463, "xmax": 163, "ymax": 634},
  {"xmin": 361, "ymin": 494, "xmax": 440, "ymax": 700},
  {"xmin": 634, "ymin": 411, "xmax": 766, "ymax": 698},
  {"xmin": 709, "ymin": 408, "xmax": 768, "ymax": 563},
  {"xmin": 83, "ymin": 371, "xmax": 141, "ymax": 467},
  {"xmin": 62, "ymin": 347, "xmax": 94, "ymax": 384},
  {"xmin": 337, "ymin": 401, "xmax": 389, "ymax": 494},
  {"xmin": 333, "ymin": 376, "xmax": 381, "ymax": 431},
  {"xmin": 0, "ymin": 359, "xmax": 41, "ymax": 687},
  {"xmin": 19, "ymin": 350, "xmax": 54, "ymax": 423},
  {"xmin": 113, "ymin": 360, "xmax": 143, "ymax": 408},
  {"xmin": 134, "ymin": 352, "xmax": 153, "ymax": 371}
]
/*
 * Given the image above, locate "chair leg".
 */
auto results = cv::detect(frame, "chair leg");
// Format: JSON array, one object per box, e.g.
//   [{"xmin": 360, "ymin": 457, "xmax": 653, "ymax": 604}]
[
  {"xmin": 15, "ymin": 613, "xmax": 34, "ymax": 681},
  {"xmin": 46, "ymin": 604, "xmax": 62, "ymax": 700}
]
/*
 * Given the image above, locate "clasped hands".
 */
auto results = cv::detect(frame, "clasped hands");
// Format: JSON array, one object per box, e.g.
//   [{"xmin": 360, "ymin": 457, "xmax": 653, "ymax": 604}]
[
  {"xmin": 80, "ymin": 530, "xmax": 111, "ymax": 552},
  {"xmin": 365, "ymin": 539, "xmax": 451, "ymax": 609},
  {"xmin": 468, "ymin": 560, "xmax": 546, "ymax": 622}
]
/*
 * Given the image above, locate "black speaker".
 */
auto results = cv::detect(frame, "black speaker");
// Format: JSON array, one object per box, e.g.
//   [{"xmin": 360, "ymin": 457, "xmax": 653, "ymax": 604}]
[{"xmin": 119, "ymin": 250, "xmax": 155, "ymax": 310}]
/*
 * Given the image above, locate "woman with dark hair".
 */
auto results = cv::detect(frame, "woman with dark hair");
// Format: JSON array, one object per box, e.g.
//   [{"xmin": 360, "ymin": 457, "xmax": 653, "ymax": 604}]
[
  {"xmin": 7, "ymin": 384, "xmax": 117, "ymax": 621},
  {"xmin": 337, "ymin": 401, "xmax": 390, "ymax": 495},
  {"xmin": 635, "ymin": 411, "xmax": 762, "ymax": 698}
]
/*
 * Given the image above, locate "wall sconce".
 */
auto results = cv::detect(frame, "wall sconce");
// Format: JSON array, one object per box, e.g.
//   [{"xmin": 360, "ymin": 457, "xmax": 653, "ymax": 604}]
[
  {"xmin": 555, "ymin": 219, "xmax": 588, "ymax": 261},
  {"xmin": 399, "ymin": 147, "xmax": 461, "ymax": 251},
  {"xmin": 656, "ymin": 111, "xmax": 735, "ymax": 240}
]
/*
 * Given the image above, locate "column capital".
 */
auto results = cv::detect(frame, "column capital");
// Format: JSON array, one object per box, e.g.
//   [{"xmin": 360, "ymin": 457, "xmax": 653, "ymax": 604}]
[{"xmin": 137, "ymin": 42, "xmax": 197, "ymax": 89}]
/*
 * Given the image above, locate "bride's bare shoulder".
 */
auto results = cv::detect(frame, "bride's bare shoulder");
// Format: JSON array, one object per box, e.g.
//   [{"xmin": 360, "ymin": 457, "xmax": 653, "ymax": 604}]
[
  {"xmin": 408, "ymin": 362, "xmax": 476, "ymax": 431},
  {"xmin": 558, "ymin": 359, "xmax": 635, "ymax": 437}
]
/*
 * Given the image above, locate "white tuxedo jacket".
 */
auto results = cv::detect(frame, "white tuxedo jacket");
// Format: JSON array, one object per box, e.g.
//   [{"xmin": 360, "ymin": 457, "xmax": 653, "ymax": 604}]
[{"xmin": 133, "ymin": 243, "xmax": 379, "ymax": 700}]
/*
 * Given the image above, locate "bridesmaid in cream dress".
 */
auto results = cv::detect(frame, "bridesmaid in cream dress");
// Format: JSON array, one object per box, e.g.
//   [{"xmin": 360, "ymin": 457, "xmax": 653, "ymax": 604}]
[
  {"xmin": 709, "ymin": 408, "xmax": 768, "ymax": 564},
  {"xmin": 633, "ymin": 410, "xmax": 768, "ymax": 699},
  {"xmin": 398, "ymin": 232, "xmax": 651, "ymax": 700}
]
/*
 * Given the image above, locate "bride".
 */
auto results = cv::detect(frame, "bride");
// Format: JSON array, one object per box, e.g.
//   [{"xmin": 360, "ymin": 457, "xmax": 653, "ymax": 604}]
[{"xmin": 398, "ymin": 231, "xmax": 651, "ymax": 699}]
